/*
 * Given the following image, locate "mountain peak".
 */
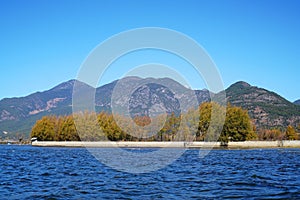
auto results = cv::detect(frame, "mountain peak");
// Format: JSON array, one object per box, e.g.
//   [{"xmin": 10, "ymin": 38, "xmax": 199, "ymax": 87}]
[
  {"xmin": 225, "ymin": 81, "xmax": 300, "ymax": 129},
  {"xmin": 50, "ymin": 79, "xmax": 76, "ymax": 92},
  {"xmin": 230, "ymin": 81, "xmax": 251, "ymax": 89}
]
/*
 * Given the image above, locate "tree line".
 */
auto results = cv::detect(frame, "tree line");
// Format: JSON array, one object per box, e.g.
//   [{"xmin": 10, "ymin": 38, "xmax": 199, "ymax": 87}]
[
  {"xmin": 30, "ymin": 102, "xmax": 298, "ymax": 142},
  {"xmin": 257, "ymin": 125, "xmax": 299, "ymax": 141}
]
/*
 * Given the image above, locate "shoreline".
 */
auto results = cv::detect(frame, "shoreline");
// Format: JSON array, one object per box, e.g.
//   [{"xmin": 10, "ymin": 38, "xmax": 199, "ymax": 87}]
[{"xmin": 31, "ymin": 140, "xmax": 300, "ymax": 149}]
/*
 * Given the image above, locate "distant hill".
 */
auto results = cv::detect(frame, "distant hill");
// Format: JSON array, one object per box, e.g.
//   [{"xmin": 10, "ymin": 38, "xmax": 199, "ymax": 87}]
[
  {"xmin": 225, "ymin": 81, "xmax": 300, "ymax": 129},
  {"xmin": 0, "ymin": 80, "xmax": 75, "ymax": 137},
  {"xmin": 0, "ymin": 78, "xmax": 299, "ymax": 139},
  {"xmin": 294, "ymin": 100, "xmax": 300, "ymax": 105}
]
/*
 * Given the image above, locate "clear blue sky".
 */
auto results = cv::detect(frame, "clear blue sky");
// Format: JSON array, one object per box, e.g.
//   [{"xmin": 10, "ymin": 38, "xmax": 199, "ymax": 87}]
[{"xmin": 0, "ymin": 0, "xmax": 299, "ymax": 101}]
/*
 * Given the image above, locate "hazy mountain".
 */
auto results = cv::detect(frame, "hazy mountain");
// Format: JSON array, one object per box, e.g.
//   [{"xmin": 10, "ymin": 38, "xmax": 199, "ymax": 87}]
[
  {"xmin": 294, "ymin": 100, "xmax": 300, "ymax": 105},
  {"xmin": 0, "ymin": 78, "xmax": 299, "ymax": 139}
]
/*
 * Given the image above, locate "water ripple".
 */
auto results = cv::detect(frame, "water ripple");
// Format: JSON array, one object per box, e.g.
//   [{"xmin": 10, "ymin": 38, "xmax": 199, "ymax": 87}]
[{"xmin": 1, "ymin": 146, "xmax": 300, "ymax": 199}]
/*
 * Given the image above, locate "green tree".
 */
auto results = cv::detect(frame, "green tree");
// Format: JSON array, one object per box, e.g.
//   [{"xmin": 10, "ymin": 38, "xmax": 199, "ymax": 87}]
[
  {"xmin": 198, "ymin": 102, "xmax": 226, "ymax": 141},
  {"xmin": 31, "ymin": 116, "xmax": 57, "ymax": 141},
  {"xmin": 220, "ymin": 104, "xmax": 256, "ymax": 143},
  {"xmin": 180, "ymin": 108, "xmax": 199, "ymax": 141},
  {"xmin": 59, "ymin": 115, "xmax": 80, "ymax": 141},
  {"xmin": 297, "ymin": 124, "xmax": 300, "ymax": 132},
  {"xmin": 97, "ymin": 112, "xmax": 126, "ymax": 141},
  {"xmin": 75, "ymin": 111, "xmax": 103, "ymax": 141},
  {"xmin": 198, "ymin": 102, "xmax": 212, "ymax": 140},
  {"xmin": 55, "ymin": 116, "xmax": 65, "ymax": 141},
  {"xmin": 285, "ymin": 125, "xmax": 298, "ymax": 140}
]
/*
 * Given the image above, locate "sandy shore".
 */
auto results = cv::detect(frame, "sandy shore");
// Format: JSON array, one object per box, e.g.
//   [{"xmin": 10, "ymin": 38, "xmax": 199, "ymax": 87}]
[{"xmin": 31, "ymin": 140, "xmax": 300, "ymax": 148}]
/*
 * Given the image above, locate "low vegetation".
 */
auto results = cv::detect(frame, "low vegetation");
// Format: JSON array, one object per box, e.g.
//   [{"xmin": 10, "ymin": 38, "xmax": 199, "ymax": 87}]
[{"xmin": 258, "ymin": 125, "xmax": 299, "ymax": 141}]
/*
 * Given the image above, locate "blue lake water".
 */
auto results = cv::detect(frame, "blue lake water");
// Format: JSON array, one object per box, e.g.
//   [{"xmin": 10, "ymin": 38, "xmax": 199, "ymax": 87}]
[{"xmin": 1, "ymin": 145, "xmax": 300, "ymax": 199}]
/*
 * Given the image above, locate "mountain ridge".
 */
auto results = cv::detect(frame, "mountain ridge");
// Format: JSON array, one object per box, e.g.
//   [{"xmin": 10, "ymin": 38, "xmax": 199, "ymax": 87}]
[
  {"xmin": 0, "ymin": 78, "xmax": 299, "ymax": 138},
  {"xmin": 225, "ymin": 81, "xmax": 300, "ymax": 128}
]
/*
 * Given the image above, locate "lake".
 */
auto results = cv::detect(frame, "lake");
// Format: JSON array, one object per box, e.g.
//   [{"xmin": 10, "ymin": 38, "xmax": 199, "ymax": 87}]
[{"xmin": 1, "ymin": 145, "xmax": 300, "ymax": 199}]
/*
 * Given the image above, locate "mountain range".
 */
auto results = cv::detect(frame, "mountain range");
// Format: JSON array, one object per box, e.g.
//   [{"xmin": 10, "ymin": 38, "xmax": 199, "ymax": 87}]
[{"xmin": 0, "ymin": 77, "xmax": 299, "ymax": 139}]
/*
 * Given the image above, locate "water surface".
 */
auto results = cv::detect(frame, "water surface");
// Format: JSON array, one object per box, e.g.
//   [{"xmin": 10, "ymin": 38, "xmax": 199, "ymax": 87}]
[{"xmin": 1, "ymin": 145, "xmax": 300, "ymax": 199}]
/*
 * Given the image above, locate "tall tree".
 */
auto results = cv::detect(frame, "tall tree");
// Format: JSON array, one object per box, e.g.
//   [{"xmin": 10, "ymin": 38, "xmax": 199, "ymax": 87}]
[
  {"xmin": 285, "ymin": 125, "xmax": 298, "ymax": 140},
  {"xmin": 198, "ymin": 102, "xmax": 226, "ymax": 141},
  {"xmin": 220, "ymin": 104, "xmax": 256, "ymax": 142},
  {"xmin": 59, "ymin": 115, "xmax": 80, "ymax": 141},
  {"xmin": 31, "ymin": 116, "xmax": 57, "ymax": 141}
]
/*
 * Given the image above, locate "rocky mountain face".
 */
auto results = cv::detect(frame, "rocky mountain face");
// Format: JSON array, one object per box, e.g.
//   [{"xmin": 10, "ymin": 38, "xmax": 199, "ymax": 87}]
[
  {"xmin": 0, "ymin": 80, "xmax": 76, "ymax": 136},
  {"xmin": 0, "ymin": 80, "xmax": 74, "ymax": 121},
  {"xmin": 97, "ymin": 77, "xmax": 210, "ymax": 117},
  {"xmin": 0, "ymin": 78, "xmax": 299, "ymax": 138},
  {"xmin": 225, "ymin": 81, "xmax": 300, "ymax": 129},
  {"xmin": 0, "ymin": 77, "xmax": 210, "ymax": 137}
]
